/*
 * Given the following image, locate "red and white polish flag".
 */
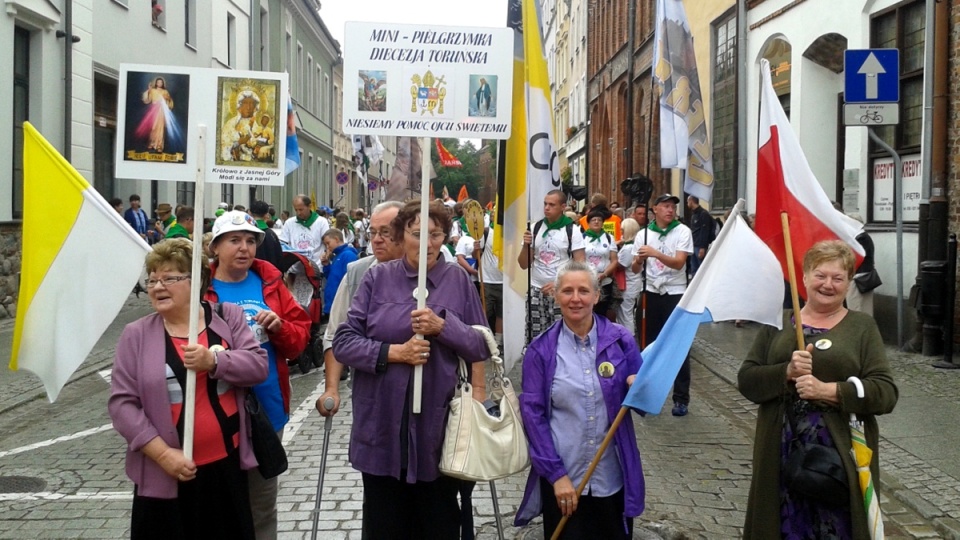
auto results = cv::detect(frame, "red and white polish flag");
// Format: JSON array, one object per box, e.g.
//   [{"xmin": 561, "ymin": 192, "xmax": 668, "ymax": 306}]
[{"xmin": 754, "ymin": 58, "xmax": 864, "ymax": 298}]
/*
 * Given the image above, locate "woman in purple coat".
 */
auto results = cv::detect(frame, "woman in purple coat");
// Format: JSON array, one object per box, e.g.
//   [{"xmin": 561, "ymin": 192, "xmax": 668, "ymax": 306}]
[
  {"xmin": 333, "ymin": 200, "xmax": 489, "ymax": 539},
  {"xmin": 517, "ymin": 260, "xmax": 645, "ymax": 539},
  {"xmin": 108, "ymin": 239, "xmax": 268, "ymax": 540}
]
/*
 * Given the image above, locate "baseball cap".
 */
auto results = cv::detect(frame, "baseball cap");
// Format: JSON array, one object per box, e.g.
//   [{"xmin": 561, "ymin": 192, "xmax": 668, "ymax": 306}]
[
  {"xmin": 653, "ymin": 193, "xmax": 680, "ymax": 205},
  {"xmin": 211, "ymin": 211, "xmax": 265, "ymax": 245},
  {"xmin": 218, "ymin": 202, "xmax": 230, "ymax": 209}
]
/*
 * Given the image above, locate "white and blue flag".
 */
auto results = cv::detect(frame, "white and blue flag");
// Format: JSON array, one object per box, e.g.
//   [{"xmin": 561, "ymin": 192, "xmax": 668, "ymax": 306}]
[{"xmin": 623, "ymin": 199, "xmax": 784, "ymax": 414}]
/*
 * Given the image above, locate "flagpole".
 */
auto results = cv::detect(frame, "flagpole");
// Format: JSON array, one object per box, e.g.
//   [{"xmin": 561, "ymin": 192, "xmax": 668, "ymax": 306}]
[
  {"xmin": 781, "ymin": 212, "xmax": 805, "ymax": 349},
  {"xmin": 412, "ymin": 136, "xmax": 431, "ymax": 414},
  {"xmin": 183, "ymin": 125, "xmax": 207, "ymax": 459},
  {"xmin": 551, "ymin": 406, "xmax": 629, "ymax": 540}
]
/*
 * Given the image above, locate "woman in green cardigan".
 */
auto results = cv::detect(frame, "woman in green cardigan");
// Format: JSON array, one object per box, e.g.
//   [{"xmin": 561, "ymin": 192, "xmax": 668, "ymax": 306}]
[{"xmin": 739, "ymin": 240, "xmax": 898, "ymax": 539}]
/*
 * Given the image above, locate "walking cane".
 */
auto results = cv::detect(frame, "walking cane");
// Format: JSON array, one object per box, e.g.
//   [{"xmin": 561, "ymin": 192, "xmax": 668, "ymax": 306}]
[{"xmin": 310, "ymin": 397, "xmax": 336, "ymax": 540}]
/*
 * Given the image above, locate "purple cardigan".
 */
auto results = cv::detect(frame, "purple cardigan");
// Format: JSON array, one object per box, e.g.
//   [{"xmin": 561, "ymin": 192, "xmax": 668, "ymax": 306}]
[
  {"xmin": 516, "ymin": 316, "xmax": 645, "ymax": 525},
  {"xmin": 333, "ymin": 258, "xmax": 488, "ymax": 483},
  {"xmin": 108, "ymin": 302, "xmax": 269, "ymax": 499}
]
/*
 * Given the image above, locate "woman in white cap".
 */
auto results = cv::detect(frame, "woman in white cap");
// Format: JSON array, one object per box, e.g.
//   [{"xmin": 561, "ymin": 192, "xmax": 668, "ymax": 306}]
[{"xmin": 204, "ymin": 210, "xmax": 312, "ymax": 540}]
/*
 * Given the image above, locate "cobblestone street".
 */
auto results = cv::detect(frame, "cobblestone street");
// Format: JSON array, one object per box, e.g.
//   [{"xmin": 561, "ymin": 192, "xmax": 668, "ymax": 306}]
[{"xmin": 0, "ymin": 304, "xmax": 957, "ymax": 538}]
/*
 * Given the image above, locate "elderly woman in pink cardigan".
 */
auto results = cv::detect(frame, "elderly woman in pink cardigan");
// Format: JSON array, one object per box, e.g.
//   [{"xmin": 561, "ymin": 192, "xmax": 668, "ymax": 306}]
[{"xmin": 109, "ymin": 239, "xmax": 267, "ymax": 540}]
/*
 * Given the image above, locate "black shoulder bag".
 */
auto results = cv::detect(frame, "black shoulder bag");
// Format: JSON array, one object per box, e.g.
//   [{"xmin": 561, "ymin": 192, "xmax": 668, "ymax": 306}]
[
  {"xmin": 782, "ymin": 400, "xmax": 849, "ymax": 507},
  {"xmin": 214, "ymin": 303, "xmax": 288, "ymax": 479}
]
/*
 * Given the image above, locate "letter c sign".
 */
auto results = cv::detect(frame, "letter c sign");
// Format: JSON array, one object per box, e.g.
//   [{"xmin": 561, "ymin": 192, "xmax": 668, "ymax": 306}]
[{"xmin": 529, "ymin": 132, "xmax": 560, "ymax": 187}]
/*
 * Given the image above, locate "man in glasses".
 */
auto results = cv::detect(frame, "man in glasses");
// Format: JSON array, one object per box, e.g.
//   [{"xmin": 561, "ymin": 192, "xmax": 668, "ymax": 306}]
[{"xmin": 316, "ymin": 200, "xmax": 404, "ymax": 414}]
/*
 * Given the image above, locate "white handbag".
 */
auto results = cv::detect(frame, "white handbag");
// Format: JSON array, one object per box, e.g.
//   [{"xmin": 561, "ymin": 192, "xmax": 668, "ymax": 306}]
[{"xmin": 439, "ymin": 325, "xmax": 530, "ymax": 481}]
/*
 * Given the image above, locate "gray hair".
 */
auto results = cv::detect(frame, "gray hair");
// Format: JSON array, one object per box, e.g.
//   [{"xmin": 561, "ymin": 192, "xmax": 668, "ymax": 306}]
[
  {"xmin": 554, "ymin": 260, "xmax": 599, "ymax": 292},
  {"xmin": 372, "ymin": 200, "xmax": 404, "ymax": 216}
]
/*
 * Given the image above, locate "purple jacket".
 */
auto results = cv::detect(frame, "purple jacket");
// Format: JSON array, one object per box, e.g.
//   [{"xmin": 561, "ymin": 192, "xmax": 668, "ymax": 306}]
[
  {"xmin": 516, "ymin": 316, "xmax": 645, "ymax": 525},
  {"xmin": 108, "ymin": 302, "xmax": 269, "ymax": 499},
  {"xmin": 333, "ymin": 258, "xmax": 488, "ymax": 483}
]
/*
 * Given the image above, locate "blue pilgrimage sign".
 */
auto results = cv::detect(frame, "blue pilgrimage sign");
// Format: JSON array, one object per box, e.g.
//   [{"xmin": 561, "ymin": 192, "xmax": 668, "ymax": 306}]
[{"xmin": 844, "ymin": 49, "xmax": 900, "ymax": 103}]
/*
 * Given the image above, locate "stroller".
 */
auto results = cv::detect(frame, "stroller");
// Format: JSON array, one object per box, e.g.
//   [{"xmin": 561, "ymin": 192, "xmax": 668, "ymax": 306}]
[{"xmin": 279, "ymin": 250, "xmax": 324, "ymax": 374}]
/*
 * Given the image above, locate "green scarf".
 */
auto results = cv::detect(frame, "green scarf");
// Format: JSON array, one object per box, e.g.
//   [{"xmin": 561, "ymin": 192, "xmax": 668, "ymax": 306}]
[
  {"xmin": 540, "ymin": 215, "xmax": 573, "ymax": 237},
  {"xmin": 444, "ymin": 243, "xmax": 456, "ymax": 256},
  {"xmin": 255, "ymin": 219, "xmax": 269, "ymax": 231},
  {"xmin": 165, "ymin": 223, "xmax": 189, "ymax": 239},
  {"xmin": 297, "ymin": 211, "xmax": 320, "ymax": 228},
  {"xmin": 648, "ymin": 219, "xmax": 681, "ymax": 240},
  {"xmin": 455, "ymin": 216, "xmax": 469, "ymax": 236},
  {"xmin": 584, "ymin": 229, "xmax": 606, "ymax": 242}
]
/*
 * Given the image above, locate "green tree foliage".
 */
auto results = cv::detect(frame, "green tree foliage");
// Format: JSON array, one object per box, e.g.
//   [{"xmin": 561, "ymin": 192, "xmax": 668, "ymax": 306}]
[{"xmin": 430, "ymin": 138, "xmax": 495, "ymax": 201}]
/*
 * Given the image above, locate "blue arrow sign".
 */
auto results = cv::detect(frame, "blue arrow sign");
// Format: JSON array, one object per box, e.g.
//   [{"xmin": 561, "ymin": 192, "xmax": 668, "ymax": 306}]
[{"xmin": 844, "ymin": 49, "xmax": 899, "ymax": 103}]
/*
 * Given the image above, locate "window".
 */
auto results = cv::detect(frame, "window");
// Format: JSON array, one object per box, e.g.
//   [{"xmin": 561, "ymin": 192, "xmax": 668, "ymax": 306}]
[
  {"xmin": 317, "ymin": 66, "xmax": 323, "ymax": 115},
  {"xmin": 151, "ymin": 0, "xmax": 165, "ymax": 29},
  {"xmin": 177, "ymin": 182, "xmax": 194, "ymax": 206},
  {"xmin": 711, "ymin": 11, "xmax": 737, "ymax": 210},
  {"xmin": 221, "ymin": 183, "xmax": 234, "ymax": 205},
  {"xmin": 184, "ymin": 0, "xmax": 196, "ymax": 47},
  {"xmin": 12, "ymin": 26, "xmax": 29, "ymax": 219},
  {"xmin": 297, "ymin": 43, "xmax": 304, "ymax": 99},
  {"xmin": 284, "ymin": 32, "xmax": 291, "ymax": 72},
  {"xmin": 869, "ymin": 1, "xmax": 924, "ymax": 223},
  {"xmin": 871, "ymin": 2, "xmax": 924, "ymax": 151},
  {"xmin": 324, "ymin": 74, "xmax": 330, "ymax": 122},
  {"xmin": 227, "ymin": 13, "xmax": 236, "ymax": 68},
  {"xmin": 307, "ymin": 56, "xmax": 314, "ymax": 111}
]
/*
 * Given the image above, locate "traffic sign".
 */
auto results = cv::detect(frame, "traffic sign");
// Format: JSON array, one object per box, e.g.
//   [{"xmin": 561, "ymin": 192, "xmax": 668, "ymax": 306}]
[
  {"xmin": 843, "ymin": 103, "xmax": 899, "ymax": 126},
  {"xmin": 336, "ymin": 172, "xmax": 349, "ymax": 185},
  {"xmin": 844, "ymin": 49, "xmax": 899, "ymax": 103}
]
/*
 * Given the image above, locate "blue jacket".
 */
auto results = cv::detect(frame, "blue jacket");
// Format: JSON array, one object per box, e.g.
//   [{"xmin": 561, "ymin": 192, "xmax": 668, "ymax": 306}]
[
  {"xmin": 516, "ymin": 315, "xmax": 645, "ymax": 526},
  {"xmin": 322, "ymin": 243, "xmax": 358, "ymax": 314}
]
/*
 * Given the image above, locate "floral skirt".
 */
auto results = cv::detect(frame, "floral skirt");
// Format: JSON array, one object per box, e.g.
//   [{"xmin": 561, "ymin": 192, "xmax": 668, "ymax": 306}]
[{"xmin": 779, "ymin": 403, "xmax": 853, "ymax": 539}]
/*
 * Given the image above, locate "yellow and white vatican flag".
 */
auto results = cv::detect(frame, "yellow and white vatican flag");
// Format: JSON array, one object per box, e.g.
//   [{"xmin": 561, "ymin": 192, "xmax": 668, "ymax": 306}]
[
  {"xmin": 497, "ymin": 0, "xmax": 560, "ymax": 372},
  {"xmin": 10, "ymin": 123, "xmax": 152, "ymax": 402}
]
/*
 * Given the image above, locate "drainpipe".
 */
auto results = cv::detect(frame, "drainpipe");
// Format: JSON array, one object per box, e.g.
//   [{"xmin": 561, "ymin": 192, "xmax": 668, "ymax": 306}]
[
  {"xmin": 57, "ymin": 0, "xmax": 76, "ymax": 160},
  {"xmin": 736, "ymin": 0, "xmax": 747, "ymax": 205},
  {"xmin": 626, "ymin": 0, "xmax": 636, "ymax": 181},
  {"xmin": 912, "ymin": 0, "xmax": 949, "ymax": 353},
  {"xmin": 928, "ymin": 0, "xmax": 948, "ymax": 263}
]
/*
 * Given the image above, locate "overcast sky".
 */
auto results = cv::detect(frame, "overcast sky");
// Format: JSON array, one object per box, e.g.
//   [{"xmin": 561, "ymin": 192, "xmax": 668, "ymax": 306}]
[{"xmin": 319, "ymin": 2, "xmax": 509, "ymax": 48}]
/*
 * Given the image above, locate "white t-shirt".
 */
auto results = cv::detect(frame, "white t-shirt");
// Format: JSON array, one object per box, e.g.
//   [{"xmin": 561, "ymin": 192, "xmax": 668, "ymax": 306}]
[
  {"xmin": 583, "ymin": 231, "xmax": 617, "ymax": 284},
  {"xmin": 531, "ymin": 221, "xmax": 586, "ymax": 288},
  {"xmin": 355, "ymin": 218, "xmax": 368, "ymax": 249},
  {"xmin": 637, "ymin": 222, "xmax": 693, "ymax": 295},
  {"xmin": 455, "ymin": 235, "xmax": 478, "ymax": 282},
  {"xmin": 441, "ymin": 245, "xmax": 457, "ymax": 264},
  {"xmin": 617, "ymin": 242, "xmax": 642, "ymax": 299},
  {"xmin": 477, "ymin": 228, "xmax": 503, "ymax": 284},
  {"xmin": 279, "ymin": 215, "xmax": 330, "ymax": 264}
]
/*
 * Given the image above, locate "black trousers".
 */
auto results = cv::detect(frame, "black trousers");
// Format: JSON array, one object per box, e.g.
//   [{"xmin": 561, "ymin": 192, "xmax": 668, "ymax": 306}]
[
  {"xmin": 539, "ymin": 478, "xmax": 632, "ymax": 540},
  {"xmin": 360, "ymin": 472, "xmax": 461, "ymax": 540},
  {"xmin": 131, "ymin": 451, "xmax": 254, "ymax": 540},
  {"xmin": 644, "ymin": 292, "xmax": 691, "ymax": 405}
]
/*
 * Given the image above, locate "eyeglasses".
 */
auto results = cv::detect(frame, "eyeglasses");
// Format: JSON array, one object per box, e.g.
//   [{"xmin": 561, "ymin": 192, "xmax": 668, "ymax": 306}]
[
  {"xmin": 145, "ymin": 275, "xmax": 191, "ymax": 289},
  {"xmin": 406, "ymin": 229, "xmax": 446, "ymax": 242},
  {"xmin": 369, "ymin": 228, "xmax": 393, "ymax": 240}
]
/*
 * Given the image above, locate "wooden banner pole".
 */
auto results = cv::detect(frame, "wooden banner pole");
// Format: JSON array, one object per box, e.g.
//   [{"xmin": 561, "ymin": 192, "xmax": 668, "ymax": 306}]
[{"xmin": 781, "ymin": 212, "xmax": 805, "ymax": 349}]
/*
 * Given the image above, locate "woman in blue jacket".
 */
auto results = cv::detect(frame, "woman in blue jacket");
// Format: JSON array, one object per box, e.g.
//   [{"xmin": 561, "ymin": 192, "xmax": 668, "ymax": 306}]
[{"xmin": 516, "ymin": 260, "xmax": 645, "ymax": 539}]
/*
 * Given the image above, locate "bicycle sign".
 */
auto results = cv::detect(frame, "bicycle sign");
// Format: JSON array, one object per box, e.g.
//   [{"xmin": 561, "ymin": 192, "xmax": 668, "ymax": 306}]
[{"xmin": 843, "ymin": 102, "xmax": 898, "ymax": 126}]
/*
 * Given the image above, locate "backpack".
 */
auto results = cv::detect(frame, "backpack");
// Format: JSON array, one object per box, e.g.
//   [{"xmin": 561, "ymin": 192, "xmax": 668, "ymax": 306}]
[{"xmin": 532, "ymin": 220, "xmax": 574, "ymax": 258}]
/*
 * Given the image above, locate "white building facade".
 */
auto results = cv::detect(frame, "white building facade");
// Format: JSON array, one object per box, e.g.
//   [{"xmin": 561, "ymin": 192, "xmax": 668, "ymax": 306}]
[{"xmin": 744, "ymin": 0, "xmax": 925, "ymax": 310}]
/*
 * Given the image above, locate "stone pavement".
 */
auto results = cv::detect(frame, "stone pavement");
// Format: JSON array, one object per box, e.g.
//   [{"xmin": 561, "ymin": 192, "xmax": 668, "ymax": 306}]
[
  {"xmin": 0, "ymin": 296, "xmax": 957, "ymax": 539},
  {"xmin": 691, "ymin": 322, "xmax": 960, "ymax": 540}
]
